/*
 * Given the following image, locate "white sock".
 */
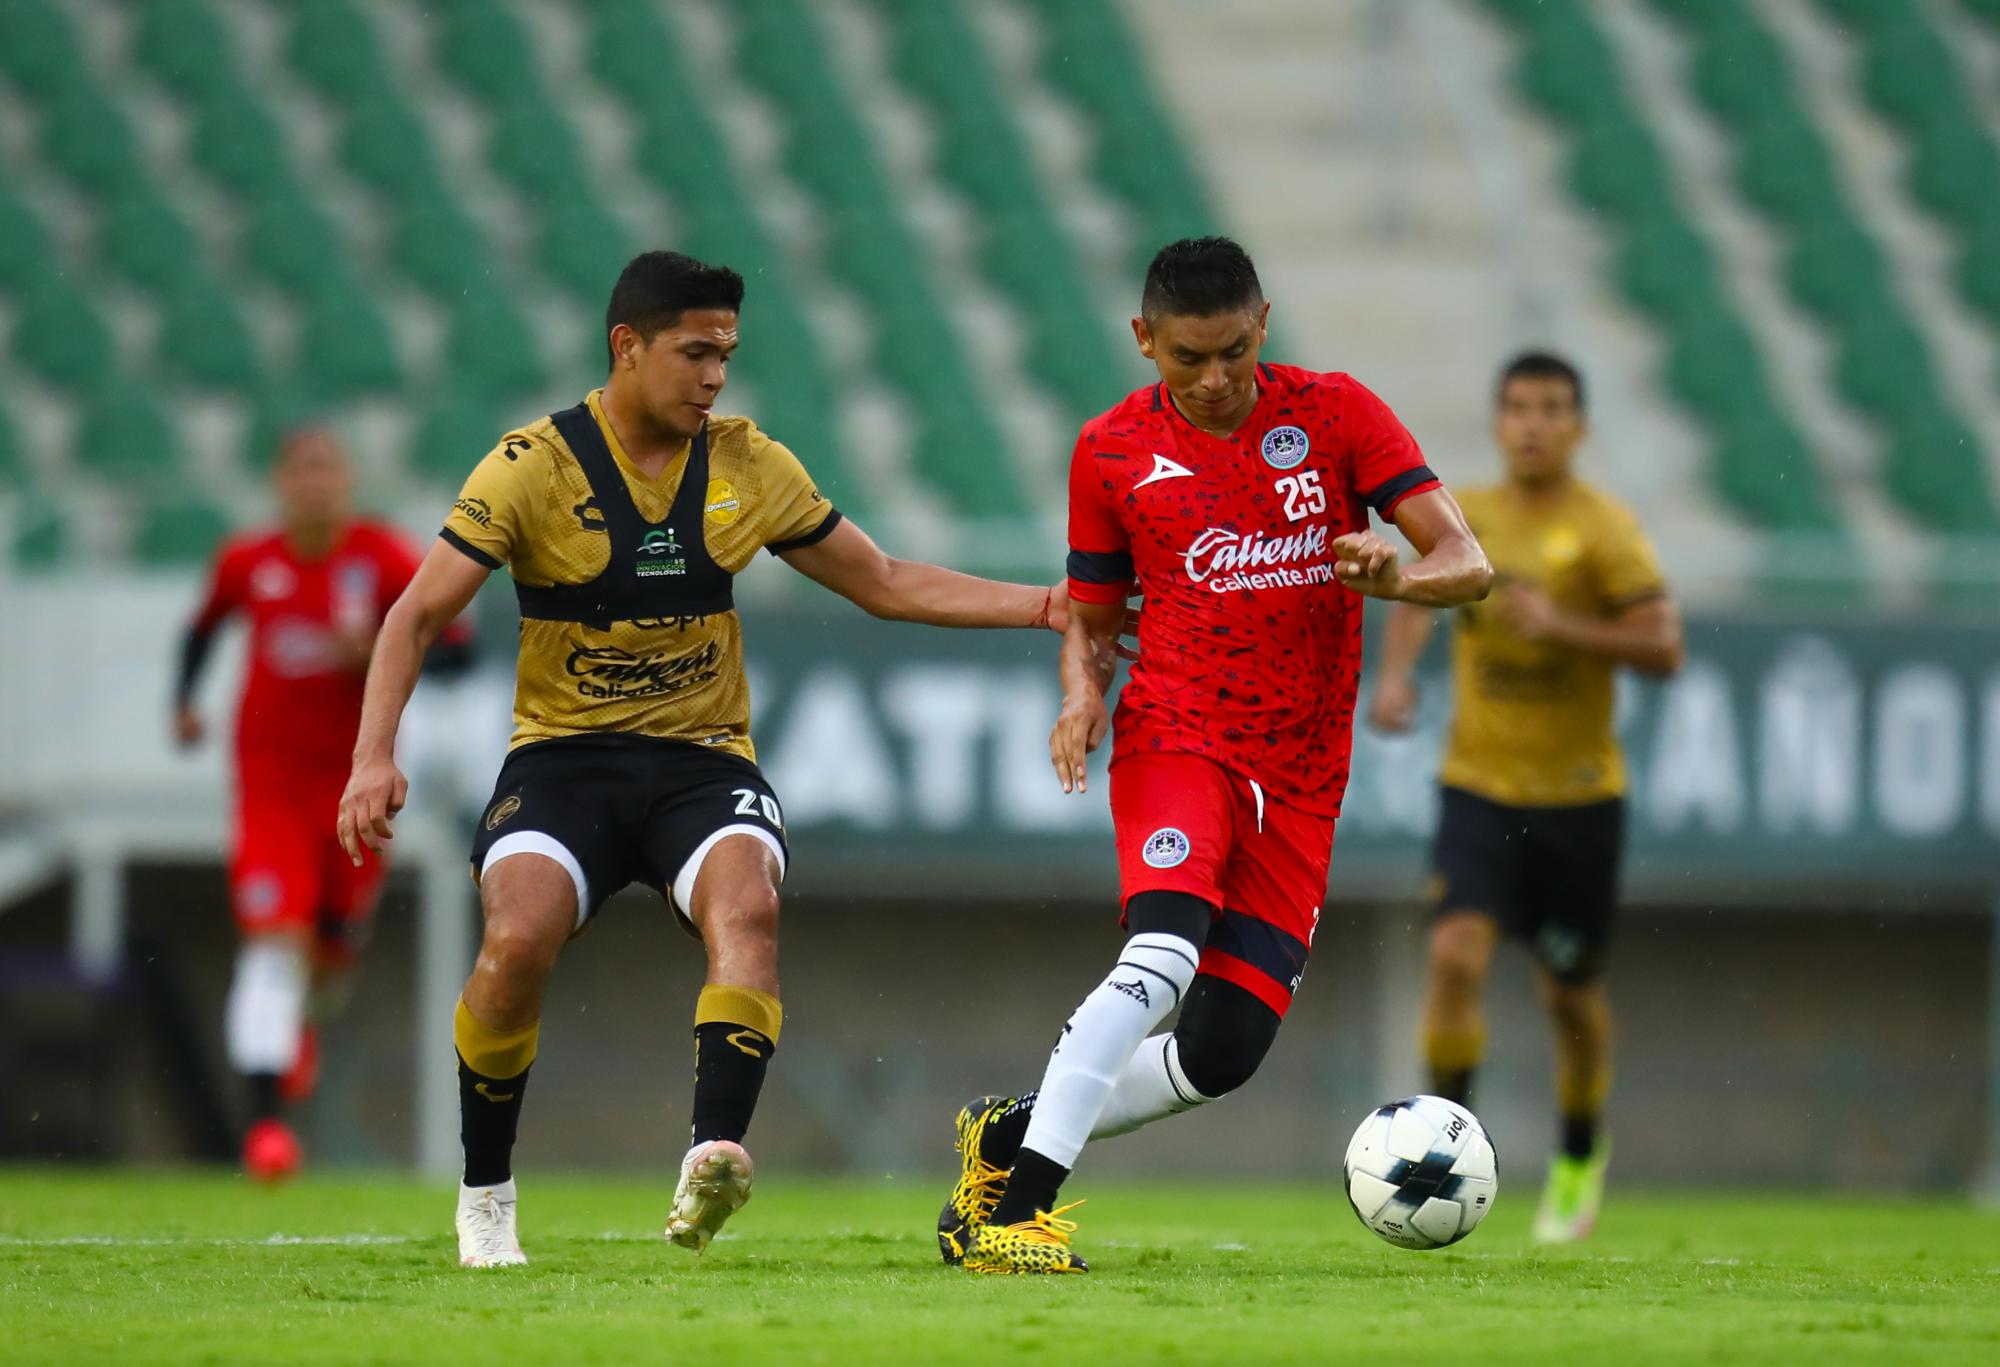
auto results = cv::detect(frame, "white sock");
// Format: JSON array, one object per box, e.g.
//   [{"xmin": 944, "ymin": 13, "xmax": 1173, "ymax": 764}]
[
  {"xmin": 1092, "ymin": 1033, "xmax": 1218, "ymax": 1139},
  {"xmin": 460, "ymin": 1177, "xmax": 517, "ymax": 1202},
  {"xmin": 1017, "ymin": 933, "xmax": 1200, "ymax": 1168},
  {"xmin": 225, "ymin": 938, "xmax": 306, "ymax": 1075}
]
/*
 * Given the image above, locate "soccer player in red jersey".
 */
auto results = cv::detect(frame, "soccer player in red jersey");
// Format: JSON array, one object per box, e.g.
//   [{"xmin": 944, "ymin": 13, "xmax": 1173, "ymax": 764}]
[
  {"xmin": 942, "ymin": 238, "xmax": 1493, "ymax": 1274},
  {"xmin": 174, "ymin": 427, "xmax": 470, "ymax": 1181}
]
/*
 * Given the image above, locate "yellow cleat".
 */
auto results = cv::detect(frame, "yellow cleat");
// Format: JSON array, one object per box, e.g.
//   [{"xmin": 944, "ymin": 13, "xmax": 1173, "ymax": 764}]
[
  {"xmin": 936, "ymin": 1095, "xmax": 1013, "ymax": 1264},
  {"xmin": 960, "ymin": 1203, "xmax": 1089, "ymax": 1276}
]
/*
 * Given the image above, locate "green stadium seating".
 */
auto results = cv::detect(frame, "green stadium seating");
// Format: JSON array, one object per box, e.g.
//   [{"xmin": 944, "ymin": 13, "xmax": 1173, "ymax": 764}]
[
  {"xmin": 1962, "ymin": 0, "xmax": 2000, "ymax": 26},
  {"xmin": 1686, "ymin": 16, "xmax": 1794, "ymax": 127},
  {"xmin": 239, "ymin": 190, "xmax": 345, "ymax": 298},
  {"xmin": 39, "ymin": 85, "xmax": 141, "ymax": 197},
  {"xmin": 1858, "ymin": 18, "xmax": 1960, "ymax": 133},
  {"xmin": 486, "ymin": 91, "xmax": 592, "ymax": 204},
  {"xmin": 1615, "ymin": 218, "xmax": 1721, "ymax": 324},
  {"xmin": 1567, "ymin": 115, "xmax": 1677, "ymax": 225},
  {"xmin": 1709, "ymin": 406, "xmax": 1840, "ymax": 531},
  {"xmin": 1906, "ymin": 118, "xmax": 2000, "ymax": 232},
  {"xmin": 1883, "ymin": 404, "xmax": 2000, "ymax": 533},
  {"xmin": 241, "ymin": 377, "xmax": 330, "ymax": 469},
  {"xmin": 189, "ymin": 84, "xmax": 294, "ymax": 198},
  {"xmin": 388, "ymin": 189, "xmax": 493, "ymax": 297},
  {"xmin": 1734, "ymin": 112, "xmax": 1845, "ymax": 227},
  {"xmin": 0, "ymin": 394, "xmax": 23, "ymax": 483},
  {"xmin": 408, "ymin": 387, "xmax": 502, "ymax": 487},
  {"xmin": 340, "ymin": 98, "xmax": 440, "ymax": 196},
  {"xmin": 431, "ymin": 0, "xmax": 537, "ymax": 107},
  {"xmin": 73, "ymin": 384, "xmax": 182, "ymax": 483},
  {"xmin": 10, "ymin": 276, "xmax": 112, "ymax": 391},
  {"xmin": 285, "ymin": 0, "xmax": 386, "ymax": 106},
  {"xmin": 96, "ymin": 183, "xmax": 200, "ymax": 295},
  {"xmin": 1812, "ymin": 0, "xmax": 1907, "ymax": 35},
  {"xmin": 1784, "ymin": 219, "xmax": 1892, "ymax": 325},
  {"xmin": 298, "ymin": 285, "xmax": 403, "ymax": 396},
  {"xmin": 155, "ymin": 274, "xmax": 260, "ymax": 392},
  {"xmin": 586, "ymin": 0, "xmax": 683, "ymax": 104},
  {"xmin": 1665, "ymin": 307, "xmax": 1771, "ymax": 423},
  {"xmin": 1833, "ymin": 311, "xmax": 1940, "ymax": 419},
  {"xmin": 0, "ymin": 183, "xmax": 54, "ymax": 293},
  {"xmin": 0, "ymin": 0, "xmax": 84, "ymax": 102},
  {"xmin": 12, "ymin": 509, "xmax": 68, "ymax": 569},
  {"xmin": 132, "ymin": 0, "xmax": 232, "ymax": 100},
  {"xmin": 535, "ymin": 196, "xmax": 630, "ymax": 303},
  {"xmin": 446, "ymin": 286, "xmax": 547, "ymax": 400},
  {"xmin": 1517, "ymin": 13, "xmax": 1625, "ymax": 126},
  {"xmin": 1955, "ymin": 219, "xmax": 2000, "ymax": 326},
  {"xmin": 134, "ymin": 497, "xmax": 233, "ymax": 566}
]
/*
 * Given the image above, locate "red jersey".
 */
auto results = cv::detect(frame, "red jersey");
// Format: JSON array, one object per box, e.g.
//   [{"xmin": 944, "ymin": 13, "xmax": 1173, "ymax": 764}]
[
  {"xmin": 191, "ymin": 521, "xmax": 427, "ymax": 772},
  {"xmin": 1066, "ymin": 363, "xmax": 1440, "ymax": 816}
]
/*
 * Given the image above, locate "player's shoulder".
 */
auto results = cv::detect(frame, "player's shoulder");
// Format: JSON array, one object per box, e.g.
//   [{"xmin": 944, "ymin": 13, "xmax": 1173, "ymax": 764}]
[
  {"xmin": 1264, "ymin": 364, "xmax": 1387, "ymax": 415},
  {"xmin": 706, "ymin": 413, "xmax": 785, "ymax": 460},
  {"xmin": 217, "ymin": 526, "xmax": 283, "ymax": 566},
  {"xmin": 1569, "ymin": 479, "xmax": 1647, "ymax": 529},
  {"xmin": 348, "ymin": 518, "xmax": 422, "ymax": 557},
  {"xmin": 1075, "ymin": 384, "xmax": 1164, "ymax": 455}
]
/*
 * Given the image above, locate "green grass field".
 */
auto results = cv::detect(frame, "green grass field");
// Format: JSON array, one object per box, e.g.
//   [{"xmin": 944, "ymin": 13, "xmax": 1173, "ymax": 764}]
[{"xmin": 3, "ymin": 1169, "xmax": 1996, "ymax": 1365}]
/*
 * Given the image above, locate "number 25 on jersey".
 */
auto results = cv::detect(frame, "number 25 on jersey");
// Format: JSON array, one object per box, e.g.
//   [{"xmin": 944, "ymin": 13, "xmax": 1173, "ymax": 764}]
[{"xmin": 1276, "ymin": 471, "xmax": 1326, "ymax": 522}]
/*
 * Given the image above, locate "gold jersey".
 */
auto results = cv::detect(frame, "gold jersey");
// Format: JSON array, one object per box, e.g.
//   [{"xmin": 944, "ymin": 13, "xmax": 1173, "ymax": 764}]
[
  {"xmin": 1440, "ymin": 479, "xmax": 1665, "ymax": 807},
  {"xmin": 440, "ymin": 389, "xmax": 837, "ymax": 759}
]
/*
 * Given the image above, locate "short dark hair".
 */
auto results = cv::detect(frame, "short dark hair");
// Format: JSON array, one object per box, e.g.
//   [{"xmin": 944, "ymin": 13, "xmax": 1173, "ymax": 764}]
[
  {"xmin": 1496, "ymin": 350, "xmax": 1585, "ymax": 410},
  {"xmin": 1141, "ymin": 236, "xmax": 1264, "ymax": 321},
  {"xmin": 605, "ymin": 251, "xmax": 745, "ymax": 366}
]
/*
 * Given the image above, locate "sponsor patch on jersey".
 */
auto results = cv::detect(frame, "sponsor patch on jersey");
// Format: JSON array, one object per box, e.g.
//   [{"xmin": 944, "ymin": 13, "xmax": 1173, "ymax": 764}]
[
  {"xmin": 1142, "ymin": 827, "xmax": 1191, "ymax": 869},
  {"xmin": 1261, "ymin": 425, "xmax": 1310, "ymax": 470},
  {"xmin": 635, "ymin": 528, "xmax": 687, "ymax": 577},
  {"xmin": 704, "ymin": 479, "xmax": 741, "ymax": 526},
  {"xmin": 484, "ymin": 796, "xmax": 521, "ymax": 831},
  {"xmin": 454, "ymin": 496, "xmax": 494, "ymax": 528},
  {"xmin": 1135, "ymin": 453, "xmax": 1195, "ymax": 489}
]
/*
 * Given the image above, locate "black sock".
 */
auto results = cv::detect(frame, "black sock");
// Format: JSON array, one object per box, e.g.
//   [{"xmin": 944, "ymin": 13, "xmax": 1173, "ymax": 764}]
[
  {"xmin": 246, "ymin": 1072, "xmax": 282, "ymax": 1123},
  {"xmin": 977, "ymin": 1092, "xmax": 1038, "ymax": 1167},
  {"xmin": 1561, "ymin": 1114, "xmax": 1598, "ymax": 1160},
  {"xmin": 987, "ymin": 1147, "xmax": 1070, "ymax": 1228},
  {"xmin": 459, "ymin": 1057, "xmax": 530, "ymax": 1187},
  {"xmin": 690, "ymin": 1021, "xmax": 773, "ymax": 1146},
  {"xmin": 1431, "ymin": 1069, "xmax": 1475, "ymax": 1108}
]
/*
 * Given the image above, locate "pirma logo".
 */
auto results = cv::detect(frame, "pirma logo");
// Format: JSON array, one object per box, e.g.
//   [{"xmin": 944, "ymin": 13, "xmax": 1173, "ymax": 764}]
[
  {"xmin": 1261, "ymin": 425, "xmax": 1309, "ymax": 470},
  {"xmin": 636, "ymin": 528, "xmax": 687, "ymax": 577},
  {"xmin": 1142, "ymin": 827, "xmax": 1190, "ymax": 868}
]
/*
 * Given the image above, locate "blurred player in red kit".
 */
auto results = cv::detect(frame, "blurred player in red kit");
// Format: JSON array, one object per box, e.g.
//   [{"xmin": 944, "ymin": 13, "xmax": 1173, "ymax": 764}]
[
  {"xmin": 174, "ymin": 427, "xmax": 470, "ymax": 1181},
  {"xmin": 940, "ymin": 238, "xmax": 1493, "ymax": 1273}
]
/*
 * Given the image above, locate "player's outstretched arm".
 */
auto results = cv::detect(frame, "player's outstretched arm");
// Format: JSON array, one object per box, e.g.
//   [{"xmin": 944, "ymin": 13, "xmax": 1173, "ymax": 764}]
[
  {"xmin": 1049, "ymin": 597, "xmax": 1126, "ymax": 794},
  {"xmin": 1368, "ymin": 603, "xmax": 1438, "ymax": 734},
  {"xmin": 1334, "ymin": 488, "xmax": 1493, "ymax": 608},
  {"xmin": 779, "ymin": 517, "xmax": 1067, "ymax": 633},
  {"xmin": 1493, "ymin": 588, "xmax": 1685, "ymax": 677},
  {"xmin": 337, "ymin": 541, "xmax": 490, "ymax": 865}
]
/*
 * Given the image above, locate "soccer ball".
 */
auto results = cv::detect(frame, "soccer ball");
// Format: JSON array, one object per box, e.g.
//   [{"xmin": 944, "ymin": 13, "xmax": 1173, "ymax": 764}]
[{"xmin": 1342, "ymin": 1095, "xmax": 1498, "ymax": 1249}]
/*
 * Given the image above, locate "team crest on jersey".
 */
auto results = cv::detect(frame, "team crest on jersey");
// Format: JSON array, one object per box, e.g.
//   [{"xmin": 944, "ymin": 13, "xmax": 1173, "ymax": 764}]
[
  {"xmin": 636, "ymin": 528, "xmax": 687, "ymax": 577},
  {"xmin": 704, "ymin": 479, "xmax": 741, "ymax": 526},
  {"xmin": 1142, "ymin": 827, "xmax": 1191, "ymax": 869},
  {"xmin": 484, "ymin": 796, "xmax": 521, "ymax": 831},
  {"xmin": 1261, "ymin": 426, "xmax": 1309, "ymax": 470}
]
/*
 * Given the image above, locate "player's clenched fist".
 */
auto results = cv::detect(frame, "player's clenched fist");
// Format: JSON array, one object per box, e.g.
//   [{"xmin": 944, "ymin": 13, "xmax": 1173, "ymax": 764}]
[
  {"xmin": 1049, "ymin": 691, "xmax": 1109, "ymax": 794},
  {"xmin": 337, "ymin": 756, "xmax": 408, "ymax": 865},
  {"xmin": 1333, "ymin": 531, "xmax": 1404, "ymax": 600}
]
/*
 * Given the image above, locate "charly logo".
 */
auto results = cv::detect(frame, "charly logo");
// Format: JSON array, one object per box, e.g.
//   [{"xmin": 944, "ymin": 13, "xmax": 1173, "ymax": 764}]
[
  {"xmin": 484, "ymin": 795, "xmax": 521, "ymax": 831},
  {"xmin": 1142, "ymin": 827, "xmax": 1190, "ymax": 869},
  {"xmin": 704, "ymin": 479, "xmax": 741, "ymax": 526},
  {"xmin": 573, "ymin": 498, "xmax": 607, "ymax": 532},
  {"xmin": 636, "ymin": 528, "xmax": 687, "ymax": 577},
  {"xmin": 454, "ymin": 496, "xmax": 493, "ymax": 528},
  {"xmin": 1261, "ymin": 425, "xmax": 1310, "ymax": 470}
]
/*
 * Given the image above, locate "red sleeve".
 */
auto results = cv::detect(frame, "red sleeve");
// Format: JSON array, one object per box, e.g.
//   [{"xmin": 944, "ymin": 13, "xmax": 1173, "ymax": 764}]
[
  {"xmin": 1338, "ymin": 377, "xmax": 1440, "ymax": 518},
  {"xmin": 1065, "ymin": 428, "xmax": 1134, "ymax": 605},
  {"xmin": 191, "ymin": 540, "xmax": 247, "ymax": 631}
]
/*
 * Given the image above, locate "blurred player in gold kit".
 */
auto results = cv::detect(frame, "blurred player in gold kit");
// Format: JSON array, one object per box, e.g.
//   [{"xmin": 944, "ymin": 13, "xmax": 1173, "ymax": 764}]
[{"xmin": 1370, "ymin": 352, "xmax": 1683, "ymax": 1243}]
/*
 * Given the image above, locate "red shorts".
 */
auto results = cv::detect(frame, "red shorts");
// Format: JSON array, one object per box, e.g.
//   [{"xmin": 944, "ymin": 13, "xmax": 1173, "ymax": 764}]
[
  {"xmin": 231, "ymin": 757, "xmax": 384, "ymax": 961},
  {"xmin": 1109, "ymin": 751, "xmax": 1336, "ymax": 1018}
]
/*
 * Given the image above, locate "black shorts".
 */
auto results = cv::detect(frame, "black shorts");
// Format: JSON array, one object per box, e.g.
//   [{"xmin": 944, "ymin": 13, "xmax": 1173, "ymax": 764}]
[
  {"xmin": 469, "ymin": 734, "xmax": 788, "ymax": 932},
  {"xmin": 1430, "ymin": 785, "xmax": 1624, "ymax": 985}
]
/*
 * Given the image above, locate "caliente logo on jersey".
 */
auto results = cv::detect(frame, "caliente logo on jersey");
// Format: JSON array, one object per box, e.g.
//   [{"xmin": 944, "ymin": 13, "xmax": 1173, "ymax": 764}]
[
  {"xmin": 1261, "ymin": 426, "xmax": 1310, "ymax": 469},
  {"xmin": 1183, "ymin": 524, "xmax": 1335, "ymax": 593}
]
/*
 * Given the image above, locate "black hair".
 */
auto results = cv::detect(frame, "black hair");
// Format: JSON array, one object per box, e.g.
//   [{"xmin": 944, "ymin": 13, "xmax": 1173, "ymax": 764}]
[
  {"xmin": 605, "ymin": 250, "xmax": 745, "ymax": 366},
  {"xmin": 1141, "ymin": 236, "xmax": 1264, "ymax": 321},
  {"xmin": 1496, "ymin": 350, "xmax": 1586, "ymax": 410}
]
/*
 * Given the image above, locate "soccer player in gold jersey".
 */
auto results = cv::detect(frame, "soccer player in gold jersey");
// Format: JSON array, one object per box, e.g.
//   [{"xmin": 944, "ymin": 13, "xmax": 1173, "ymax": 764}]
[
  {"xmin": 336, "ymin": 252, "xmax": 1084, "ymax": 1267},
  {"xmin": 1369, "ymin": 352, "xmax": 1684, "ymax": 1243}
]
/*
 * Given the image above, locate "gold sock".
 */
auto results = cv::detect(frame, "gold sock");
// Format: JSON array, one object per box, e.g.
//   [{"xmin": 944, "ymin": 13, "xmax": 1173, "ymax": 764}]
[{"xmin": 454, "ymin": 998, "xmax": 540, "ymax": 1080}]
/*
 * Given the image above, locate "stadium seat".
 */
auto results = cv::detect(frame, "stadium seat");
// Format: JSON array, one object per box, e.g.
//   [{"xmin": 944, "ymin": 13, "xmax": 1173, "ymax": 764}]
[
  {"xmin": 285, "ymin": 0, "xmax": 386, "ymax": 106},
  {"xmin": 10, "ymin": 276, "xmax": 112, "ymax": 391},
  {"xmin": 131, "ymin": 0, "xmax": 233, "ymax": 101},
  {"xmin": 1883, "ymin": 404, "xmax": 2000, "ymax": 533},
  {"xmin": 1709, "ymin": 406, "xmax": 1840, "ymax": 531},
  {"xmin": 486, "ymin": 90, "xmax": 593, "ymax": 204},
  {"xmin": 1734, "ymin": 112, "xmax": 1845, "ymax": 227},
  {"xmin": 1686, "ymin": 17, "xmax": 1795, "ymax": 127},
  {"xmin": 586, "ymin": 0, "xmax": 684, "ymax": 104},
  {"xmin": 241, "ymin": 377, "xmax": 331, "ymax": 469},
  {"xmin": 1906, "ymin": 118, "xmax": 2000, "ymax": 232},
  {"xmin": 1615, "ymin": 217, "xmax": 1721, "ymax": 324},
  {"xmin": 1567, "ymin": 115, "xmax": 1677, "ymax": 226},
  {"xmin": 1955, "ymin": 218, "xmax": 2000, "ymax": 326},
  {"xmin": 1665, "ymin": 308, "xmax": 1770, "ymax": 422},
  {"xmin": 446, "ymin": 286, "xmax": 548, "ymax": 400},
  {"xmin": 1517, "ymin": 13, "xmax": 1625, "ymax": 127},
  {"xmin": 134, "ymin": 497, "xmax": 234, "ymax": 566},
  {"xmin": 0, "ymin": 0, "xmax": 83, "ymax": 102},
  {"xmin": 1858, "ymin": 18, "xmax": 1961, "ymax": 133},
  {"xmin": 430, "ymin": 0, "xmax": 538, "ymax": 107},
  {"xmin": 155, "ymin": 274, "xmax": 260, "ymax": 392},
  {"xmin": 239, "ymin": 190, "xmax": 346, "ymax": 298},
  {"xmin": 95, "ymin": 183, "xmax": 200, "ymax": 295},
  {"xmin": 189, "ymin": 84, "xmax": 295, "ymax": 199},
  {"xmin": 1832, "ymin": 311, "xmax": 1940, "ymax": 420},
  {"xmin": 1784, "ymin": 219, "xmax": 1892, "ymax": 325},
  {"xmin": 340, "ymin": 98, "xmax": 440, "ymax": 196},
  {"xmin": 387, "ymin": 189, "xmax": 493, "ymax": 297},
  {"xmin": 535, "ymin": 196, "xmax": 631, "ymax": 303},
  {"xmin": 298, "ymin": 285, "xmax": 403, "ymax": 397},
  {"xmin": 407, "ymin": 387, "xmax": 503, "ymax": 487},
  {"xmin": 38, "ymin": 84, "xmax": 141, "ymax": 197},
  {"xmin": 11, "ymin": 508, "xmax": 67, "ymax": 568},
  {"xmin": 73, "ymin": 384, "xmax": 182, "ymax": 484},
  {"xmin": 0, "ymin": 182, "xmax": 53, "ymax": 293}
]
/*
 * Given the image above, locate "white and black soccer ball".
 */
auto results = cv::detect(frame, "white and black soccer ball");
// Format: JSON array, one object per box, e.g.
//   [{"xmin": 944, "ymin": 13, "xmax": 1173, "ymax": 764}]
[{"xmin": 1343, "ymin": 1096, "xmax": 1498, "ymax": 1250}]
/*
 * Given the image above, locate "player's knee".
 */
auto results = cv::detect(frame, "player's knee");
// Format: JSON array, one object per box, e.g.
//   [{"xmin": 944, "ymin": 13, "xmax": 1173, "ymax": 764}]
[
  {"xmin": 1427, "ymin": 917, "xmax": 1493, "ymax": 994},
  {"xmin": 1173, "ymin": 977, "xmax": 1281, "ymax": 1099},
  {"xmin": 1544, "ymin": 979, "xmax": 1606, "ymax": 1034},
  {"xmin": 477, "ymin": 905, "xmax": 566, "ymax": 987},
  {"xmin": 697, "ymin": 880, "xmax": 781, "ymax": 954}
]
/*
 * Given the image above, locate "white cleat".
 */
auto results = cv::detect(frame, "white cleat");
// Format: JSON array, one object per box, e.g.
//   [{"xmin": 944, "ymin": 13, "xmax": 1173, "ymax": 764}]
[
  {"xmin": 665, "ymin": 1140, "xmax": 754, "ymax": 1253},
  {"xmin": 457, "ymin": 1179, "xmax": 528, "ymax": 1268}
]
